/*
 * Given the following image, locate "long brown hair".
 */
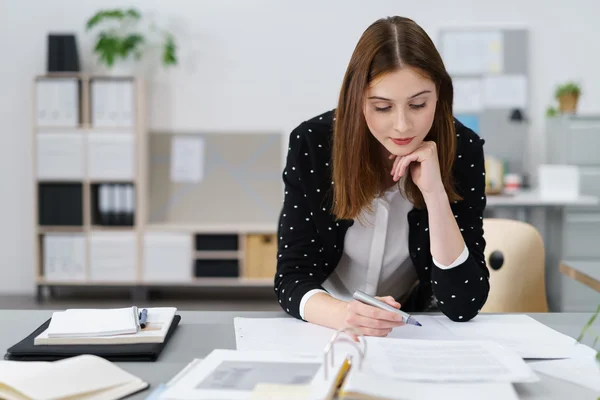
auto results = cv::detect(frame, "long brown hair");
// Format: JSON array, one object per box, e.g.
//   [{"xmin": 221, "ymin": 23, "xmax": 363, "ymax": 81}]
[{"xmin": 332, "ymin": 16, "xmax": 460, "ymax": 220}]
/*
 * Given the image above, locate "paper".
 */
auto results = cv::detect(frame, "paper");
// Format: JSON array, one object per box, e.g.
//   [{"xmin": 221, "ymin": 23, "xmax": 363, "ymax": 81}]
[
  {"xmin": 235, "ymin": 316, "xmax": 453, "ymax": 358},
  {"xmin": 365, "ymin": 338, "xmax": 537, "ymax": 382},
  {"xmin": 435, "ymin": 314, "xmax": 578, "ymax": 359},
  {"xmin": 0, "ymin": 354, "xmax": 147, "ymax": 400},
  {"xmin": 453, "ymin": 78, "xmax": 483, "ymax": 112},
  {"xmin": 171, "ymin": 136, "xmax": 205, "ymax": 183},
  {"xmin": 483, "ymin": 74, "xmax": 527, "ymax": 108},
  {"xmin": 37, "ymin": 132, "xmax": 85, "ymax": 180},
  {"xmin": 529, "ymin": 354, "xmax": 600, "ymax": 392},
  {"xmin": 236, "ymin": 315, "xmax": 579, "ymax": 361},
  {"xmin": 46, "ymin": 307, "xmax": 138, "ymax": 338},
  {"xmin": 341, "ymin": 368, "xmax": 519, "ymax": 400},
  {"xmin": 159, "ymin": 350, "xmax": 323, "ymax": 400},
  {"xmin": 87, "ymin": 133, "xmax": 135, "ymax": 180},
  {"xmin": 442, "ymin": 31, "xmax": 503, "ymax": 74},
  {"xmin": 456, "ymin": 114, "xmax": 480, "ymax": 134}
]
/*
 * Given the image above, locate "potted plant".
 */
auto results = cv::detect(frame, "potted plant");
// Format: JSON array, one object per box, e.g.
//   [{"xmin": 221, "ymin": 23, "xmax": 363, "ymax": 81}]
[
  {"xmin": 86, "ymin": 8, "xmax": 177, "ymax": 75},
  {"xmin": 555, "ymin": 81, "xmax": 581, "ymax": 114}
]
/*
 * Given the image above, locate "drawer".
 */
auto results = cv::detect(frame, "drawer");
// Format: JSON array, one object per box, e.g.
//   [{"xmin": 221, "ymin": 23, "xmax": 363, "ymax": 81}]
[
  {"xmin": 195, "ymin": 234, "xmax": 239, "ymax": 251},
  {"xmin": 244, "ymin": 234, "xmax": 277, "ymax": 279},
  {"xmin": 563, "ymin": 213, "xmax": 600, "ymax": 258},
  {"xmin": 194, "ymin": 259, "xmax": 239, "ymax": 277},
  {"xmin": 566, "ymin": 127, "xmax": 600, "ymax": 165}
]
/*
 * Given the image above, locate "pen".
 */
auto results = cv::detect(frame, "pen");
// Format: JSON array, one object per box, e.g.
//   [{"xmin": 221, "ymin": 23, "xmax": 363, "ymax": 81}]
[
  {"xmin": 139, "ymin": 308, "xmax": 148, "ymax": 329},
  {"xmin": 352, "ymin": 290, "xmax": 422, "ymax": 327}
]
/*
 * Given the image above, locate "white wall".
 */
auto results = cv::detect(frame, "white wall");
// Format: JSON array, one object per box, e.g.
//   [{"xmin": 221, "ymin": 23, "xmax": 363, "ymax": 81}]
[{"xmin": 1, "ymin": 0, "xmax": 599, "ymax": 294}]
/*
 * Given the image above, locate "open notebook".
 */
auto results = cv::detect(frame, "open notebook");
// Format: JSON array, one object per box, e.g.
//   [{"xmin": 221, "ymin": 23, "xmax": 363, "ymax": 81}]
[
  {"xmin": 0, "ymin": 354, "xmax": 148, "ymax": 400},
  {"xmin": 34, "ymin": 307, "xmax": 177, "ymax": 345}
]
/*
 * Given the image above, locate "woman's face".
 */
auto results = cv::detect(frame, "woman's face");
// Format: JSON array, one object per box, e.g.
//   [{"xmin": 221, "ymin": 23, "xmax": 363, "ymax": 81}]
[{"xmin": 363, "ymin": 67, "xmax": 438, "ymax": 157}]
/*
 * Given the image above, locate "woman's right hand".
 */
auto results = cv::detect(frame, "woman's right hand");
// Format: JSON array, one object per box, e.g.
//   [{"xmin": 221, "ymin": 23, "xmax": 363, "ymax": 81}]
[{"xmin": 345, "ymin": 296, "xmax": 405, "ymax": 338}]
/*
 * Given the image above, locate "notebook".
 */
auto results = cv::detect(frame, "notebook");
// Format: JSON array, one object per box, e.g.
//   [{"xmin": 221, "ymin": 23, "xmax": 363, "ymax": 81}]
[
  {"xmin": 0, "ymin": 354, "xmax": 148, "ymax": 400},
  {"xmin": 4, "ymin": 315, "xmax": 181, "ymax": 361},
  {"xmin": 35, "ymin": 307, "xmax": 177, "ymax": 345},
  {"xmin": 46, "ymin": 307, "xmax": 140, "ymax": 338}
]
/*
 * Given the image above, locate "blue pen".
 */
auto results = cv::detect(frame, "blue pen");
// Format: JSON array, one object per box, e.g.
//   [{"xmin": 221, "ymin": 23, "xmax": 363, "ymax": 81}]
[
  {"xmin": 139, "ymin": 308, "xmax": 148, "ymax": 329},
  {"xmin": 353, "ymin": 290, "xmax": 422, "ymax": 326}
]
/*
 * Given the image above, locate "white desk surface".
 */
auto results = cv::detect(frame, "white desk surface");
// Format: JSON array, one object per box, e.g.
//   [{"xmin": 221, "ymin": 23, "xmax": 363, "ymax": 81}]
[
  {"xmin": 0, "ymin": 311, "xmax": 598, "ymax": 400},
  {"xmin": 486, "ymin": 189, "xmax": 599, "ymax": 207}
]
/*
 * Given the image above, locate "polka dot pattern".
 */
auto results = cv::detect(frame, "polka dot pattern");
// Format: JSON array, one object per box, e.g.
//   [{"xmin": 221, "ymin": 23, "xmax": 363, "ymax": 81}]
[{"xmin": 274, "ymin": 113, "xmax": 489, "ymax": 322}]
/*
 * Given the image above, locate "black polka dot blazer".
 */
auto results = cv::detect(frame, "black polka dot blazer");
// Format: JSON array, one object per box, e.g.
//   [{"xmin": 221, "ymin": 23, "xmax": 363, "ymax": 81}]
[{"xmin": 274, "ymin": 110, "xmax": 490, "ymax": 322}]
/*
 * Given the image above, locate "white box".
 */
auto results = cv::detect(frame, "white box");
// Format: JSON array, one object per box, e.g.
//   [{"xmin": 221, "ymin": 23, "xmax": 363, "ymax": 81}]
[
  {"xmin": 43, "ymin": 233, "xmax": 86, "ymax": 281},
  {"xmin": 538, "ymin": 164, "xmax": 580, "ymax": 200},
  {"xmin": 143, "ymin": 232, "xmax": 192, "ymax": 282},
  {"xmin": 87, "ymin": 132, "xmax": 135, "ymax": 180},
  {"xmin": 37, "ymin": 132, "xmax": 84, "ymax": 180},
  {"xmin": 89, "ymin": 232, "xmax": 137, "ymax": 281}
]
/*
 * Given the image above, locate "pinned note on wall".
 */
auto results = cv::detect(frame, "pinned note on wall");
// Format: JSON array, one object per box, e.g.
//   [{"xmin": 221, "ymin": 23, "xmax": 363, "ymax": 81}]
[
  {"xmin": 483, "ymin": 75, "xmax": 528, "ymax": 109},
  {"xmin": 442, "ymin": 31, "xmax": 503, "ymax": 74},
  {"xmin": 170, "ymin": 136, "xmax": 205, "ymax": 183},
  {"xmin": 453, "ymin": 78, "xmax": 483, "ymax": 113}
]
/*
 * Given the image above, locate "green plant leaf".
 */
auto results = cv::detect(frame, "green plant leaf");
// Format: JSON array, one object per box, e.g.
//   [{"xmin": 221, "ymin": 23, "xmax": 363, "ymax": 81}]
[
  {"xmin": 86, "ymin": 8, "xmax": 140, "ymax": 31},
  {"xmin": 577, "ymin": 304, "xmax": 600, "ymax": 342},
  {"xmin": 555, "ymin": 81, "xmax": 582, "ymax": 98},
  {"xmin": 162, "ymin": 35, "xmax": 178, "ymax": 66},
  {"xmin": 126, "ymin": 8, "xmax": 141, "ymax": 20},
  {"xmin": 120, "ymin": 34, "xmax": 144, "ymax": 58}
]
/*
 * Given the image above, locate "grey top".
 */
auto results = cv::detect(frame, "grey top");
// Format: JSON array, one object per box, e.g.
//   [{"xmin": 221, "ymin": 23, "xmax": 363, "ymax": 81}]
[{"xmin": 0, "ymin": 310, "xmax": 597, "ymax": 399}]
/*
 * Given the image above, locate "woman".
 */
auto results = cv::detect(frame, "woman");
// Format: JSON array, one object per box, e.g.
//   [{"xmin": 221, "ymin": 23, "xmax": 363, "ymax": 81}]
[{"xmin": 275, "ymin": 16, "xmax": 490, "ymax": 337}]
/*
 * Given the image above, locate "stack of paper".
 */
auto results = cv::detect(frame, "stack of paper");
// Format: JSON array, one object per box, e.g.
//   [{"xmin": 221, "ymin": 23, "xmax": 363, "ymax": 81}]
[
  {"xmin": 46, "ymin": 307, "xmax": 139, "ymax": 338},
  {"xmin": 433, "ymin": 314, "xmax": 578, "ymax": 359},
  {"xmin": 0, "ymin": 354, "xmax": 148, "ymax": 400},
  {"xmin": 35, "ymin": 307, "xmax": 177, "ymax": 345},
  {"xmin": 235, "ymin": 314, "xmax": 580, "ymax": 360}
]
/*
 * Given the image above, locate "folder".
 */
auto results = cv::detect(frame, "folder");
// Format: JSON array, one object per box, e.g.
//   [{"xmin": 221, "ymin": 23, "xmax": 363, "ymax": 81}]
[{"xmin": 4, "ymin": 315, "xmax": 181, "ymax": 362}]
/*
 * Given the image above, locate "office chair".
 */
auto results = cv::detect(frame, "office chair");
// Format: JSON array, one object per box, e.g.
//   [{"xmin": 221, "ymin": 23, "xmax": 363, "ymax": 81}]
[{"xmin": 480, "ymin": 218, "xmax": 549, "ymax": 313}]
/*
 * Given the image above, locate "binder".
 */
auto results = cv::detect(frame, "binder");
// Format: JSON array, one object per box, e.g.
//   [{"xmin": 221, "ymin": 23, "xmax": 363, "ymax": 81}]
[{"xmin": 4, "ymin": 315, "xmax": 181, "ymax": 362}]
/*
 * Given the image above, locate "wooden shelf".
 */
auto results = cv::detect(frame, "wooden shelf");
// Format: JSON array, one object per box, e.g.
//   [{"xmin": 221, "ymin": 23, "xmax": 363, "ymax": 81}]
[
  {"xmin": 38, "ymin": 226, "xmax": 85, "ymax": 233},
  {"xmin": 90, "ymin": 226, "xmax": 136, "ymax": 232},
  {"xmin": 36, "ymin": 277, "xmax": 273, "ymax": 288},
  {"xmin": 194, "ymin": 251, "xmax": 241, "ymax": 260},
  {"xmin": 146, "ymin": 223, "xmax": 276, "ymax": 234}
]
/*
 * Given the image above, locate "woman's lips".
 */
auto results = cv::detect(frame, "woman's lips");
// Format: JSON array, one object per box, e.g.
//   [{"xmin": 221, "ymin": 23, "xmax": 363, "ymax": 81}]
[{"xmin": 391, "ymin": 137, "xmax": 415, "ymax": 146}]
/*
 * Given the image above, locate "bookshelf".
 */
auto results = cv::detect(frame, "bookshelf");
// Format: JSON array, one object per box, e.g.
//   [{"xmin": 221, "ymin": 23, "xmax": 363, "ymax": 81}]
[{"xmin": 33, "ymin": 74, "xmax": 278, "ymax": 301}]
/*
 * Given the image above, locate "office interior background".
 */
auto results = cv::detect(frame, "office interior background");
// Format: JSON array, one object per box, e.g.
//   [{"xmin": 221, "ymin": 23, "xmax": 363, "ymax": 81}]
[{"xmin": 1, "ymin": 0, "xmax": 599, "ymax": 312}]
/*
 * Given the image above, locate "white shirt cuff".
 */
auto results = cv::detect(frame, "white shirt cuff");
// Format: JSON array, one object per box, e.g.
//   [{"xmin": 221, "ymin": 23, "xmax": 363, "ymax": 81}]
[
  {"xmin": 299, "ymin": 289, "xmax": 328, "ymax": 320},
  {"xmin": 432, "ymin": 243, "xmax": 469, "ymax": 270}
]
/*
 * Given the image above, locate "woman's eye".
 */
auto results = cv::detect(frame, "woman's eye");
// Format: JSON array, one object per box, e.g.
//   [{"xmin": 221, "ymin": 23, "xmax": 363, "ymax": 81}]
[
  {"xmin": 410, "ymin": 102, "xmax": 426, "ymax": 110},
  {"xmin": 374, "ymin": 106, "xmax": 392, "ymax": 112}
]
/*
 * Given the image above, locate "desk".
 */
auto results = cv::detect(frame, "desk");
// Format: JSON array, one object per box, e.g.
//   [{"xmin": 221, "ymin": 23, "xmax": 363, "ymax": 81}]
[
  {"xmin": 560, "ymin": 262, "xmax": 600, "ymax": 292},
  {"xmin": 486, "ymin": 189, "xmax": 599, "ymax": 312},
  {"xmin": 0, "ymin": 310, "xmax": 597, "ymax": 399}
]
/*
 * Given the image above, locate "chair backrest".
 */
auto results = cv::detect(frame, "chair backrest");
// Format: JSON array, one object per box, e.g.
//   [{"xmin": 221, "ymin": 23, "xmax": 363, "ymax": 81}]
[{"xmin": 481, "ymin": 218, "xmax": 549, "ymax": 313}]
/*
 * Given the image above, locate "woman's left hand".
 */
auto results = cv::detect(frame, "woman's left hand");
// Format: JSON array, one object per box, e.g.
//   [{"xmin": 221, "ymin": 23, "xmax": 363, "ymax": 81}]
[{"xmin": 390, "ymin": 141, "xmax": 444, "ymax": 197}]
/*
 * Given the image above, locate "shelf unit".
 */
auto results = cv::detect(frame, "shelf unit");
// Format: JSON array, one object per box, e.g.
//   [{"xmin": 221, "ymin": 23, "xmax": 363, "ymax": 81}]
[{"xmin": 33, "ymin": 74, "xmax": 278, "ymax": 301}]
